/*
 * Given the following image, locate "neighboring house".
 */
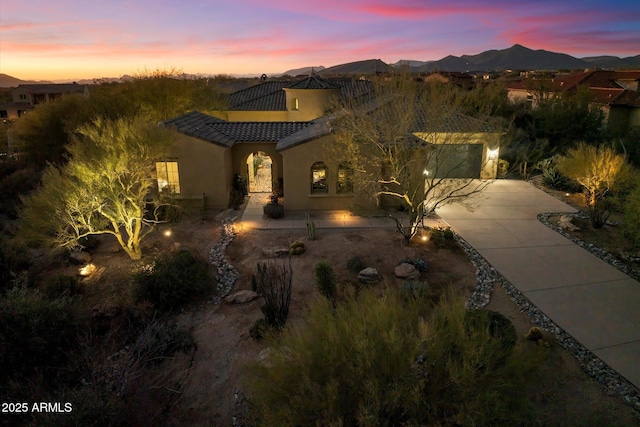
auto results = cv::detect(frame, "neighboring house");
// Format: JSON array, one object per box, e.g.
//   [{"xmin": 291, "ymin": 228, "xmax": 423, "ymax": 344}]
[
  {"xmin": 0, "ymin": 83, "xmax": 89, "ymax": 120},
  {"xmin": 161, "ymin": 74, "xmax": 501, "ymax": 212},
  {"xmin": 506, "ymin": 70, "xmax": 640, "ymax": 135}
]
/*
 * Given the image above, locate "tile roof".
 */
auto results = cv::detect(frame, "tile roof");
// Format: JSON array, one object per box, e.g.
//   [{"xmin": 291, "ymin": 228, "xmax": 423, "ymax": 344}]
[
  {"xmin": 227, "ymin": 77, "xmax": 374, "ymax": 111},
  {"xmin": 162, "ymin": 111, "xmax": 315, "ymax": 147},
  {"xmin": 609, "ymin": 90, "xmax": 640, "ymax": 107},
  {"xmin": 416, "ymin": 112, "xmax": 497, "ymax": 133},
  {"xmin": 276, "ymin": 115, "xmax": 333, "ymax": 151},
  {"xmin": 15, "ymin": 83, "xmax": 87, "ymax": 94}
]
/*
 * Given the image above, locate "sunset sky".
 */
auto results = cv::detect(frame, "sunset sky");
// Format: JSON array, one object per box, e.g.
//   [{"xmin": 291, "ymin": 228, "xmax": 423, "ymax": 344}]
[{"xmin": 1, "ymin": 0, "xmax": 639, "ymax": 81}]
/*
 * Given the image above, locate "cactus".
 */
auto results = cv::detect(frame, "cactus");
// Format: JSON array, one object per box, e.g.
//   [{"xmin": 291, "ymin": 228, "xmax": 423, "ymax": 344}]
[{"xmin": 305, "ymin": 212, "xmax": 316, "ymax": 240}]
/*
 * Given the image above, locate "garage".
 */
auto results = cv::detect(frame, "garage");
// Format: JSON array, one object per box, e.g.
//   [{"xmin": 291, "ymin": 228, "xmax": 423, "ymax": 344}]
[{"xmin": 427, "ymin": 143, "xmax": 484, "ymax": 178}]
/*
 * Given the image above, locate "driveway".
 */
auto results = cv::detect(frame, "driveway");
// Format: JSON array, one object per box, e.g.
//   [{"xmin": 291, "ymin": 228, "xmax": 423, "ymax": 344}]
[{"xmin": 436, "ymin": 179, "xmax": 640, "ymax": 389}]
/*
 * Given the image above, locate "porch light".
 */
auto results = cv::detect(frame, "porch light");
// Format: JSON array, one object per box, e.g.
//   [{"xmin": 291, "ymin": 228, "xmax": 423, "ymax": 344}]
[{"xmin": 488, "ymin": 148, "xmax": 499, "ymax": 160}]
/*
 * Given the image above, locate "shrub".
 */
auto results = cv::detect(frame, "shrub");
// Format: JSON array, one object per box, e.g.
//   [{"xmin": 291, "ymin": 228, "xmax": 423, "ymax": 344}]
[
  {"xmin": 346, "ymin": 255, "xmax": 365, "ymax": 273},
  {"xmin": 623, "ymin": 184, "xmax": 640, "ymax": 248},
  {"xmin": 246, "ymin": 289, "xmax": 544, "ymax": 426},
  {"xmin": 315, "ymin": 260, "xmax": 337, "ymax": 301},
  {"xmin": 133, "ymin": 249, "xmax": 211, "ymax": 312},
  {"xmin": 43, "ymin": 274, "xmax": 83, "ymax": 298},
  {"xmin": 399, "ymin": 279, "xmax": 431, "ymax": 301},
  {"xmin": 130, "ymin": 318, "xmax": 194, "ymax": 366},
  {"xmin": 263, "ymin": 202, "xmax": 284, "ymax": 219},
  {"xmin": 430, "ymin": 226, "xmax": 456, "ymax": 248},
  {"xmin": 399, "ymin": 257, "xmax": 429, "ymax": 272},
  {"xmin": 0, "ymin": 238, "xmax": 32, "ymax": 292},
  {"xmin": 253, "ymin": 260, "xmax": 292, "ymax": 329},
  {"xmin": 0, "ymin": 286, "xmax": 85, "ymax": 386}
]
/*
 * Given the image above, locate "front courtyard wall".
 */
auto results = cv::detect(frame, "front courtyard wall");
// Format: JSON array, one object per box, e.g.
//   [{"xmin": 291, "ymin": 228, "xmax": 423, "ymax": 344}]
[
  {"xmin": 231, "ymin": 142, "xmax": 283, "ymax": 194},
  {"xmin": 281, "ymin": 135, "xmax": 368, "ymax": 211},
  {"xmin": 171, "ymin": 133, "xmax": 232, "ymax": 209}
]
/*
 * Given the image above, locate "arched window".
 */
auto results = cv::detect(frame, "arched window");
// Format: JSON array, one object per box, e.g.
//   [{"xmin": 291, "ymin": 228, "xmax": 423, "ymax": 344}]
[
  {"xmin": 310, "ymin": 162, "xmax": 327, "ymax": 193},
  {"xmin": 336, "ymin": 162, "xmax": 353, "ymax": 194}
]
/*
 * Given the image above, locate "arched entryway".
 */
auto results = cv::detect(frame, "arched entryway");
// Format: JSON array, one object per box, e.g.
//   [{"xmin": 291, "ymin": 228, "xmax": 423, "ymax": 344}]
[{"xmin": 246, "ymin": 151, "xmax": 273, "ymax": 193}]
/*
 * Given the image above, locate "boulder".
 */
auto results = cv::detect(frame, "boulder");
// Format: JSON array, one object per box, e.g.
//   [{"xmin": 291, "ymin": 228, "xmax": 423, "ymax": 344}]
[
  {"xmin": 70, "ymin": 250, "xmax": 91, "ymax": 265},
  {"xmin": 224, "ymin": 290, "xmax": 259, "ymax": 304},
  {"xmin": 358, "ymin": 267, "xmax": 380, "ymax": 284},
  {"xmin": 261, "ymin": 247, "xmax": 290, "ymax": 258},
  {"xmin": 394, "ymin": 263, "xmax": 420, "ymax": 280}
]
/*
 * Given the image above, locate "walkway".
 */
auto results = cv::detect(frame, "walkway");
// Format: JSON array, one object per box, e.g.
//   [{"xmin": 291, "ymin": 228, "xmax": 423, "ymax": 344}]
[
  {"xmin": 436, "ymin": 179, "xmax": 640, "ymax": 389},
  {"xmin": 238, "ymin": 192, "xmax": 398, "ymax": 231}
]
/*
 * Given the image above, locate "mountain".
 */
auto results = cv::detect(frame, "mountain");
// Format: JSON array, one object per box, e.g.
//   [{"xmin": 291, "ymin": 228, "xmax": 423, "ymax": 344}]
[
  {"xmin": 319, "ymin": 59, "xmax": 394, "ymax": 76},
  {"xmin": 279, "ymin": 66, "xmax": 325, "ymax": 77},
  {"xmin": 582, "ymin": 55, "xmax": 640, "ymax": 69},
  {"xmin": 0, "ymin": 73, "xmax": 54, "ymax": 88},
  {"xmin": 415, "ymin": 44, "xmax": 588, "ymax": 72}
]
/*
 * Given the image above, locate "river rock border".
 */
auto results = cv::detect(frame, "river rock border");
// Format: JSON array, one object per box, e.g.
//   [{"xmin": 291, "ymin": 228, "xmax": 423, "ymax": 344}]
[
  {"xmin": 453, "ymin": 215, "xmax": 640, "ymax": 415},
  {"xmin": 209, "ymin": 216, "xmax": 239, "ymax": 304}
]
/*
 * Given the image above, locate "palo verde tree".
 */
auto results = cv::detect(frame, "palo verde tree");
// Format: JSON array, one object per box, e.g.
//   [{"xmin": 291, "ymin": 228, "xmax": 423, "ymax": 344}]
[
  {"xmin": 332, "ymin": 78, "xmax": 496, "ymax": 244},
  {"xmin": 556, "ymin": 142, "xmax": 626, "ymax": 228},
  {"xmin": 19, "ymin": 117, "xmax": 175, "ymax": 260}
]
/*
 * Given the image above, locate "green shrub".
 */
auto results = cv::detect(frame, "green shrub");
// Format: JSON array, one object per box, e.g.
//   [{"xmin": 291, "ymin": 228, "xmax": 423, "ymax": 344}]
[
  {"xmin": 346, "ymin": 255, "xmax": 365, "ymax": 273},
  {"xmin": 43, "ymin": 274, "xmax": 82, "ymax": 298},
  {"xmin": 430, "ymin": 226, "xmax": 456, "ymax": 248},
  {"xmin": 253, "ymin": 260, "xmax": 292, "ymax": 329},
  {"xmin": 315, "ymin": 260, "xmax": 337, "ymax": 301},
  {"xmin": 0, "ymin": 286, "xmax": 85, "ymax": 386},
  {"xmin": 399, "ymin": 279, "xmax": 431, "ymax": 301},
  {"xmin": 623, "ymin": 184, "xmax": 640, "ymax": 248},
  {"xmin": 246, "ymin": 289, "xmax": 544, "ymax": 426},
  {"xmin": 133, "ymin": 249, "xmax": 211, "ymax": 311}
]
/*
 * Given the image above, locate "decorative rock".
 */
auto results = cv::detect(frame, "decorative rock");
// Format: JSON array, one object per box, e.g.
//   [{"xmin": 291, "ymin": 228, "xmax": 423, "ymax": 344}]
[
  {"xmin": 394, "ymin": 263, "xmax": 420, "ymax": 280},
  {"xmin": 70, "ymin": 250, "xmax": 91, "ymax": 264},
  {"xmin": 224, "ymin": 290, "xmax": 259, "ymax": 304},
  {"xmin": 358, "ymin": 267, "xmax": 380, "ymax": 284},
  {"xmin": 261, "ymin": 247, "xmax": 291, "ymax": 258}
]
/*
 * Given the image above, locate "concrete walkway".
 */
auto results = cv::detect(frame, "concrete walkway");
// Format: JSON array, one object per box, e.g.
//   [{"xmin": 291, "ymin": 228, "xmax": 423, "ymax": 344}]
[
  {"xmin": 436, "ymin": 179, "xmax": 640, "ymax": 389},
  {"xmin": 238, "ymin": 192, "xmax": 398, "ymax": 231}
]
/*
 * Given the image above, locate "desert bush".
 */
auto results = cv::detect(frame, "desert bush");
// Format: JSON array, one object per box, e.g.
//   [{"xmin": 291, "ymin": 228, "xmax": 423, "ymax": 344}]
[
  {"xmin": 0, "ymin": 237, "xmax": 32, "ymax": 292},
  {"xmin": 43, "ymin": 274, "xmax": 83, "ymax": 299},
  {"xmin": 557, "ymin": 143, "xmax": 626, "ymax": 228},
  {"xmin": 246, "ymin": 289, "xmax": 544, "ymax": 426},
  {"xmin": 346, "ymin": 255, "xmax": 365, "ymax": 273},
  {"xmin": 0, "ymin": 286, "xmax": 85, "ymax": 386},
  {"xmin": 399, "ymin": 279, "xmax": 431, "ymax": 301},
  {"xmin": 315, "ymin": 260, "xmax": 337, "ymax": 301},
  {"xmin": 623, "ymin": 184, "xmax": 640, "ymax": 248},
  {"xmin": 133, "ymin": 249, "xmax": 211, "ymax": 312},
  {"xmin": 130, "ymin": 318, "xmax": 194, "ymax": 367},
  {"xmin": 430, "ymin": 226, "xmax": 456, "ymax": 248},
  {"xmin": 253, "ymin": 260, "xmax": 292, "ymax": 329},
  {"xmin": 263, "ymin": 202, "xmax": 284, "ymax": 219}
]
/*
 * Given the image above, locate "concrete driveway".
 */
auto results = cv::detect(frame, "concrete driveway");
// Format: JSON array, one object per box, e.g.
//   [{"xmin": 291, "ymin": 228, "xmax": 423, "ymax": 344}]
[{"xmin": 436, "ymin": 179, "xmax": 640, "ymax": 389}]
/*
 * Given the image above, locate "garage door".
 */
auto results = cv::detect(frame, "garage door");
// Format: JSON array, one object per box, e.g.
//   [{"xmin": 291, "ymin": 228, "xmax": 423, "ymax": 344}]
[{"xmin": 428, "ymin": 144, "xmax": 483, "ymax": 178}]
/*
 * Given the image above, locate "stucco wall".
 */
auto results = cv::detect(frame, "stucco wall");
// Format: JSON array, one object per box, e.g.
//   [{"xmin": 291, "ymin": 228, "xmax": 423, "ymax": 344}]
[
  {"xmin": 280, "ymin": 136, "xmax": 370, "ymax": 211},
  {"xmin": 226, "ymin": 110, "xmax": 289, "ymax": 122},
  {"xmin": 284, "ymin": 88, "xmax": 340, "ymax": 122},
  {"xmin": 230, "ymin": 142, "xmax": 283, "ymax": 193},
  {"xmin": 170, "ymin": 133, "xmax": 232, "ymax": 209}
]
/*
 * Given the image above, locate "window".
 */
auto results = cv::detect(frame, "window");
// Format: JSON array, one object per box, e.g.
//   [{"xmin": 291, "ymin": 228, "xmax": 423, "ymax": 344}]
[
  {"xmin": 156, "ymin": 161, "xmax": 181, "ymax": 194},
  {"xmin": 292, "ymin": 98, "xmax": 299, "ymax": 111},
  {"xmin": 336, "ymin": 162, "xmax": 353, "ymax": 194},
  {"xmin": 310, "ymin": 162, "xmax": 327, "ymax": 193}
]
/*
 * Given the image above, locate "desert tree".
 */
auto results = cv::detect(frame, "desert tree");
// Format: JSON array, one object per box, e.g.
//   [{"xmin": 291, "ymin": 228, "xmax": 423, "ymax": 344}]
[
  {"xmin": 332, "ymin": 78, "xmax": 498, "ymax": 243},
  {"xmin": 19, "ymin": 116, "xmax": 175, "ymax": 260},
  {"xmin": 556, "ymin": 142, "xmax": 626, "ymax": 228}
]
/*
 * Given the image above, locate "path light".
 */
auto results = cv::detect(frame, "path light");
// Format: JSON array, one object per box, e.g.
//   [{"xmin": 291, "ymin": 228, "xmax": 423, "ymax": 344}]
[
  {"xmin": 78, "ymin": 263, "xmax": 97, "ymax": 277},
  {"xmin": 565, "ymin": 193, "xmax": 570, "ymax": 196},
  {"xmin": 163, "ymin": 229, "xmax": 172, "ymax": 237}
]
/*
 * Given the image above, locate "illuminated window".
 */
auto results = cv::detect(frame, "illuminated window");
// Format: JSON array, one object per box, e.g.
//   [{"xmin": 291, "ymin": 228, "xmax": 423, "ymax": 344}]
[
  {"xmin": 292, "ymin": 98, "xmax": 299, "ymax": 111},
  {"xmin": 311, "ymin": 162, "xmax": 327, "ymax": 193},
  {"xmin": 336, "ymin": 162, "xmax": 353, "ymax": 194},
  {"xmin": 156, "ymin": 161, "xmax": 181, "ymax": 194}
]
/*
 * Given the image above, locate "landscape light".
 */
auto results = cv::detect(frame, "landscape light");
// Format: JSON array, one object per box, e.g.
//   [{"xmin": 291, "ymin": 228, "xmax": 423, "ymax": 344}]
[
  {"xmin": 78, "ymin": 263, "xmax": 97, "ymax": 277},
  {"xmin": 164, "ymin": 229, "xmax": 172, "ymax": 237}
]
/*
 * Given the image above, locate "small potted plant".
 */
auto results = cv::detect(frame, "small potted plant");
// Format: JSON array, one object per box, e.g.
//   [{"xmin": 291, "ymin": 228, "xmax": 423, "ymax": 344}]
[{"xmin": 263, "ymin": 193, "xmax": 284, "ymax": 219}]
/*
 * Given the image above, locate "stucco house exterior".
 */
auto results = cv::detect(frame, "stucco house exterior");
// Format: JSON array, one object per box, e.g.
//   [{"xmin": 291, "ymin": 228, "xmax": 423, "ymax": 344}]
[
  {"xmin": 0, "ymin": 83, "xmax": 89, "ymax": 120},
  {"xmin": 161, "ymin": 75, "xmax": 501, "ymax": 212}
]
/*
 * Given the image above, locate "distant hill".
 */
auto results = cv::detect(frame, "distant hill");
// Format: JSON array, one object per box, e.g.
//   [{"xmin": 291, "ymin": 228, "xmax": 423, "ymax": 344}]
[
  {"xmin": 582, "ymin": 55, "xmax": 640, "ymax": 69},
  {"xmin": 319, "ymin": 59, "xmax": 394, "ymax": 76},
  {"xmin": 279, "ymin": 66, "xmax": 325, "ymax": 77},
  {"xmin": 0, "ymin": 73, "xmax": 54, "ymax": 88}
]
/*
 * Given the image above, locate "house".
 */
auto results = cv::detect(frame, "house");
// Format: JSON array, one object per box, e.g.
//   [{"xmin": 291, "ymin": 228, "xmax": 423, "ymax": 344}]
[
  {"xmin": 161, "ymin": 74, "xmax": 501, "ymax": 212},
  {"xmin": 0, "ymin": 83, "xmax": 89, "ymax": 120},
  {"xmin": 506, "ymin": 70, "xmax": 640, "ymax": 135}
]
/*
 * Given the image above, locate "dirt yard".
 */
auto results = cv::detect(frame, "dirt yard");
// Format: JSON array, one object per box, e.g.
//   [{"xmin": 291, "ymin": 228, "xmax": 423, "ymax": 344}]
[
  {"xmin": 158, "ymin": 214, "xmax": 639, "ymax": 427},
  {"xmin": 37, "ymin": 208, "xmax": 638, "ymax": 426}
]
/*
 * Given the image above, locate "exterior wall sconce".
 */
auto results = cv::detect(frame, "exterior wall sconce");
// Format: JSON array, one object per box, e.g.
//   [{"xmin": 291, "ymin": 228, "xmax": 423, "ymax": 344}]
[
  {"xmin": 488, "ymin": 148, "xmax": 499, "ymax": 160},
  {"xmin": 423, "ymin": 169, "xmax": 430, "ymax": 176}
]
